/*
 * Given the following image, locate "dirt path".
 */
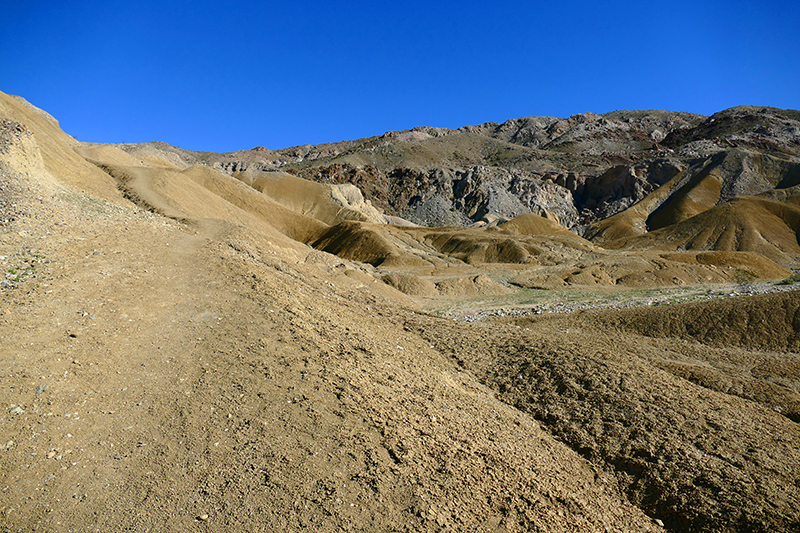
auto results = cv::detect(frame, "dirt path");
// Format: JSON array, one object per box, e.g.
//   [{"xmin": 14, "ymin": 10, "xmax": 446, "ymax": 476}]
[
  {"xmin": 0, "ymin": 168, "xmax": 662, "ymax": 531},
  {"xmin": 4, "ymin": 92, "xmax": 798, "ymax": 532}
]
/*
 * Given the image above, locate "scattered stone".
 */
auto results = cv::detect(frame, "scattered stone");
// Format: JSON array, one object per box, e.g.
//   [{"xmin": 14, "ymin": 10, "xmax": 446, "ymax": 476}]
[
  {"xmin": 9, "ymin": 406, "xmax": 24, "ymax": 415},
  {"xmin": 35, "ymin": 383, "xmax": 48, "ymax": 395},
  {"xmin": 197, "ymin": 514, "xmax": 209, "ymax": 521},
  {"xmin": 654, "ymin": 518, "xmax": 665, "ymax": 527}
]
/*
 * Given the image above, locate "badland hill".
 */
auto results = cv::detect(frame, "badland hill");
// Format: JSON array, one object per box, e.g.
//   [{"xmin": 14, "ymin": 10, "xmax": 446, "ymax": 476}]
[{"xmin": 2, "ymin": 91, "xmax": 800, "ymax": 532}]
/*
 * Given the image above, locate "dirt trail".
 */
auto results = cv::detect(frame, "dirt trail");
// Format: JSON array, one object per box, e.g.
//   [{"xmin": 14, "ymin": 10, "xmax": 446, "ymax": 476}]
[
  {"xmin": 0, "ymin": 160, "xmax": 661, "ymax": 531},
  {"xmin": 4, "ymin": 92, "xmax": 800, "ymax": 533}
]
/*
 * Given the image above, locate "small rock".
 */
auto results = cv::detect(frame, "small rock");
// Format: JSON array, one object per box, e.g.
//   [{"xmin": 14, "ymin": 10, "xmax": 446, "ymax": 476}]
[
  {"xmin": 35, "ymin": 384, "xmax": 48, "ymax": 395},
  {"xmin": 197, "ymin": 514, "xmax": 209, "ymax": 521},
  {"xmin": 9, "ymin": 407, "xmax": 24, "ymax": 415},
  {"xmin": 4, "ymin": 440, "xmax": 12, "ymax": 450},
  {"xmin": 654, "ymin": 518, "xmax": 665, "ymax": 527},
  {"xmin": 47, "ymin": 450, "xmax": 57, "ymax": 459}
]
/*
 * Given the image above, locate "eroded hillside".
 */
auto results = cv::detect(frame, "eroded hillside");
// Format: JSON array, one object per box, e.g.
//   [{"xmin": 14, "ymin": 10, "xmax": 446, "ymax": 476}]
[{"xmin": 2, "ymin": 92, "xmax": 800, "ymax": 533}]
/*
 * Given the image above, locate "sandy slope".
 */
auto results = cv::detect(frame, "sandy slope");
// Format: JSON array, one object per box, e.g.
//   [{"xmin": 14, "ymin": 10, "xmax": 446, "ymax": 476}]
[
  {"xmin": 3, "ymin": 92, "xmax": 800, "ymax": 533},
  {"xmin": 1, "ymin": 93, "xmax": 662, "ymax": 532}
]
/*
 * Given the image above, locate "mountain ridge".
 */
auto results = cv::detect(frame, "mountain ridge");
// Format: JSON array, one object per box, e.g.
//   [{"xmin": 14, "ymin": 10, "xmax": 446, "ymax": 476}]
[
  {"xmin": 4, "ymin": 92, "xmax": 800, "ymax": 532},
  {"xmin": 114, "ymin": 105, "xmax": 800, "ymax": 267}
]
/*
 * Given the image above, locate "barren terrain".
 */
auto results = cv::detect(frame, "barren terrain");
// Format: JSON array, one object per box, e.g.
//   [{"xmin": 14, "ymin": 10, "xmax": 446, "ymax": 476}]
[{"xmin": 2, "ymin": 92, "xmax": 800, "ymax": 532}]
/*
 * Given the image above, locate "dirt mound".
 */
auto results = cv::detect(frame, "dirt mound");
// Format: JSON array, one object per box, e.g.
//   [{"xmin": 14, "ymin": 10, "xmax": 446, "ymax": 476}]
[
  {"xmin": 240, "ymin": 170, "xmax": 387, "ymax": 225},
  {"xmin": 659, "ymin": 250, "xmax": 790, "ymax": 278},
  {"xmin": 435, "ymin": 275, "xmax": 513, "ymax": 296},
  {"xmin": 0, "ymin": 94, "xmax": 124, "ymax": 202},
  {"xmin": 410, "ymin": 309, "xmax": 800, "ymax": 533},
  {"xmin": 77, "ymin": 142, "xmax": 184, "ymax": 170},
  {"xmin": 84, "ymin": 161, "xmax": 323, "ymax": 256},
  {"xmin": 312, "ymin": 221, "xmax": 431, "ymax": 267},
  {"xmin": 645, "ymin": 162, "xmax": 723, "ymax": 230},
  {"xmin": 381, "ymin": 272, "xmax": 439, "ymax": 296},
  {"xmin": 496, "ymin": 212, "xmax": 576, "ymax": 237},
  {"xmin": 425, "ymin": 232, "xmax": 532, "ymax": 264},
  {"xmin": 587, "ymin": 289, "xmax": 800, "ymax": 352},
  {"xmin": 616, "ymin": 194, "xmax": 800, "ymax": 266}
]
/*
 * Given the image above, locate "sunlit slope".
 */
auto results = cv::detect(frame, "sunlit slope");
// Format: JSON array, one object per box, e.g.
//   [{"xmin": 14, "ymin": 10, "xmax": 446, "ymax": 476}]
[
  {"xmin": 611, "ymin": 194, "xmax": 800, "ymax": 266},
  {"xmin": 0, "ymin": 94, "xmax": 126, "ymax": 201}
]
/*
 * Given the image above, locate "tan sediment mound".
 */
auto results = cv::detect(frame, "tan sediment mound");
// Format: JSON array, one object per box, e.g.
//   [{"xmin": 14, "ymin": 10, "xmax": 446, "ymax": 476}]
[
  {"xmin": 616, "ymin": 195, "xmax": 800, "ymax": 266},
  {"xmin": 646, "ymin": 165, "xmax": 722, "ymax": 230},
  {"xmin": 587, "ymin": 289, "xmax": 800, "ymax": 352},
  {"xmin": 312, "ymin": 221, "xmax": 431, "ymax": 267},
  {"xmin": 309, "ymin": 219, "xmax": 588, "ymax": 270},
  {"xmin": 180, "ymin": 165, "xmax": 329, "ymax": 244},
  {"xmin": 76, "ymin": 143, "xmax": 184, "ymax": 170},
  {"xmin": 113, "ymin": 141, "xmax": 193, "ymax": 169},
  {"xmin": 381, "ymin": 272, "xmax": 439, "ymax": 296},
  {"xmin": 411, "ymin": 302, "xmax": 800, "ymax": 533},
  {"xmin": 0, "ymin": 94, "xmax": 124, "ymax": 201},
  {"xmin": 76, "ymin": 148, "xmax": 332, "ymax": 249},
  {"xmin": 436, "ymin": 274, "xmax": 513, "ymax": 296},
  {"xmin": 508, "ymin": 248, "xmax": 789, "ymax": 290},
  {"xmin": 585, "ymin": 169, "xmax": 689, "ymax": 244},
  {"xmin": 240, "ymin": 171, "xmax": 387, "ymax": 225},
  {"xmin": 611, "ymin": 253, "xmax": 789, "ymax": 288},
  {"xmin": 425, "ymin": 231, "xmax": 533, "ymax": 264},
  {"xmin": 659, "ymin": 250, "xmax": 791, "ymax": 278},
  {"xmin": 497, "ymin": 212, "xmax": 578, "ymax": 238}
]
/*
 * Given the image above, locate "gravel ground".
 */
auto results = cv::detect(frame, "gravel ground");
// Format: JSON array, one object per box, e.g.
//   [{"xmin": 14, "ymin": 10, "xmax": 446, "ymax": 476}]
[{"xmin": 441, "ymin": 280, "xmax": 800, "ymax": 322}]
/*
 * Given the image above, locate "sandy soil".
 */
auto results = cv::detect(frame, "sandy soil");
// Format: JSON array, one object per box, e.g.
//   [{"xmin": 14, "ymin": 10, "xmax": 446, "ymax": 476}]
[
  {"xmin": 3, "ymin": 92, "xmax": 800, "ymax": 532},
  {"xmin": 0, "ymin": 140, "xmax": 659, "ymax": 532}
]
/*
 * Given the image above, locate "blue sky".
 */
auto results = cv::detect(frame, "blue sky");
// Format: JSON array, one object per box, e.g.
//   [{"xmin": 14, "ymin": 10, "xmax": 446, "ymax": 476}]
[{"xmin": 2, "ymin": 1, "xmax": 798, "ymax": 152}]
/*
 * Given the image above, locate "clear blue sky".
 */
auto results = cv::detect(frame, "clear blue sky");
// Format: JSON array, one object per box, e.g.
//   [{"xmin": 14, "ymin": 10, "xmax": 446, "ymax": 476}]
[{"xmin": 2, "ymin": 1, "xmax": 798, "ymax": 152}]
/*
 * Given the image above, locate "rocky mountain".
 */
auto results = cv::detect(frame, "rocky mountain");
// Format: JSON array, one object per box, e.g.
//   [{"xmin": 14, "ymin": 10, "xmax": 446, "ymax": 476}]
[
  {"xmin": 4, "ymin": 91, "xmax": 800, "ymax": 533},
  {"xmin": 117, "ymin": 107, "xmax": 800, "ymax": 246}
]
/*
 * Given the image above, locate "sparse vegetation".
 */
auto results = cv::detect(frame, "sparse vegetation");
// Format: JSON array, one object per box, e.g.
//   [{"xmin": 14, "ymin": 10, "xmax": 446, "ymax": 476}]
[{"xmin": 778, "ymin": 272, "xmax": 800, "ymax": 285}]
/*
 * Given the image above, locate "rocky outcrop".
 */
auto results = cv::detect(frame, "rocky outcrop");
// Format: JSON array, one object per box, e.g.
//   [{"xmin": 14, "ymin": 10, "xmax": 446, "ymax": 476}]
[{"xmin": 116, "ymin": 106, "xmax": 800, "ymax": 238}]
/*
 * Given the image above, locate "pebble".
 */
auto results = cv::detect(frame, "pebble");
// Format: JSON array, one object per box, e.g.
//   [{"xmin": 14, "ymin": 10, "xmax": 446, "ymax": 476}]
[
  {"xmin": 35, "ymin": 384, "xmax": 48, "ymax": 395},
  {"xmin": 9, "ymin": 406, "xmax": 24, "ymax": 415},
  {"xmin": 197, "ymin": 514, "xmax": 209, "ymax": 521},
  {"xmin": 654, "ymin": 518, "xmax": 665, "ymax": 527}
]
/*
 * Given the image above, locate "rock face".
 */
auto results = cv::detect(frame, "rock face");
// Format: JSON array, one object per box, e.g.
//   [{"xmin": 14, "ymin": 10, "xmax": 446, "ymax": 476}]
[{"xmin": 117, "ymin": 107, "xmax": 800, "ymax": 240}]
